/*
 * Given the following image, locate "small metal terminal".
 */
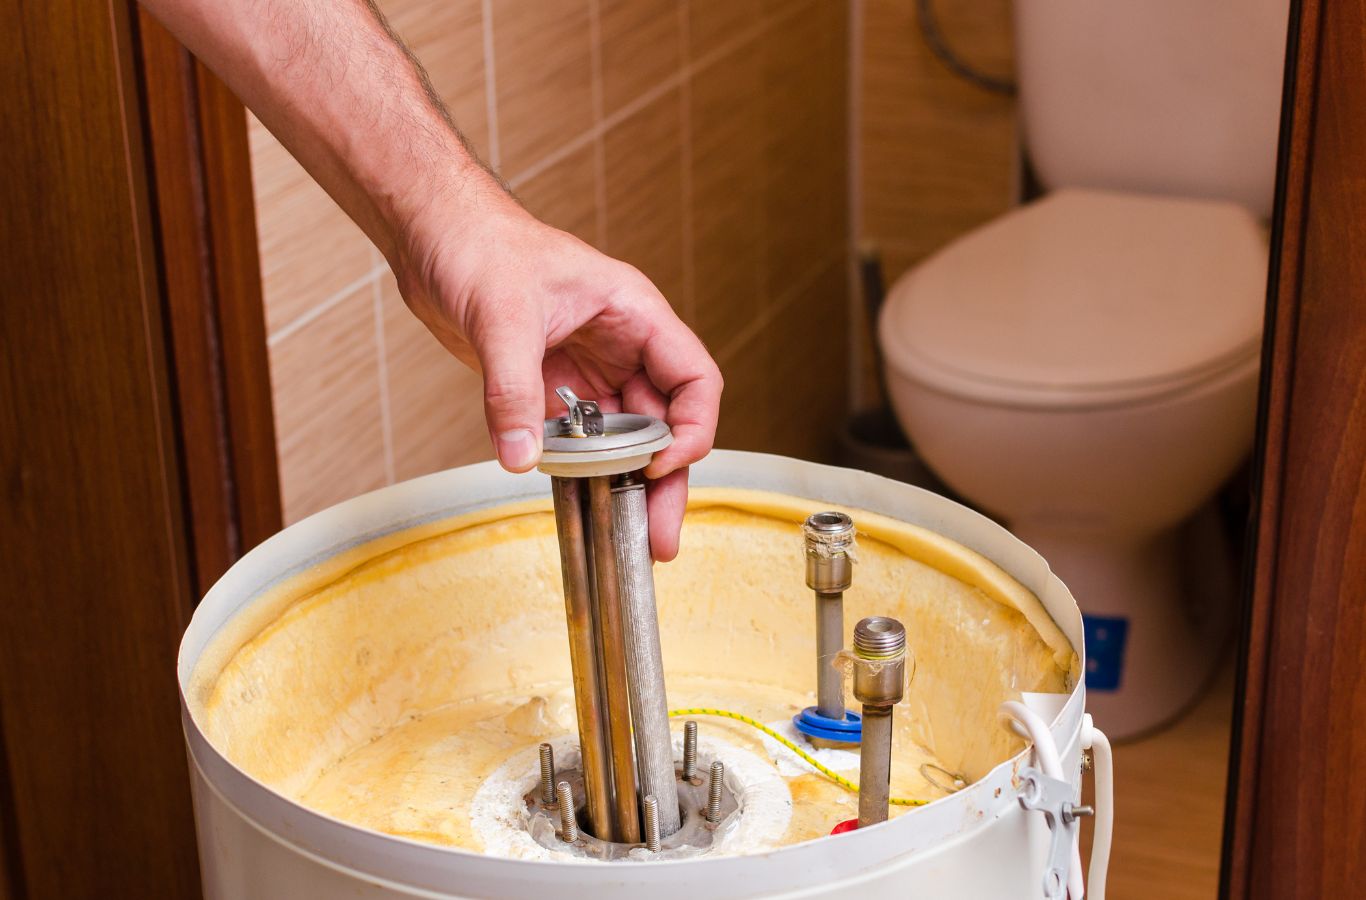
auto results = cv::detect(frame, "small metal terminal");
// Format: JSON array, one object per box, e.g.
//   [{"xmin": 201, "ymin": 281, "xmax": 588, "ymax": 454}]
[
  {"xmin": 556, "ymin": 781, "xmax": 579, "ymax": 843},
  {"xmin": 555, "ymin": 386, "xmax": 604, "ymax": 437},
  {"xmin": 852, "ymin": 616, "xmax": 907, "ymax": 828},
  {"xmin": 1063, "ymin": 804, "xmax": 1095, "ymax": 824},
  {"xmin": 539, "ymin": 743, "xmax": 556, "ymax": 806},
  {"xmin": 706, "ymin": 761, "xmax": 725, "ymax": 824},
  {"xmin": 643, "ymin": 795, "xmax": 662, "ymax": 852},
  {"xmin": 682, "ymin": 720, "xmax": 699, "ymax": 782}
]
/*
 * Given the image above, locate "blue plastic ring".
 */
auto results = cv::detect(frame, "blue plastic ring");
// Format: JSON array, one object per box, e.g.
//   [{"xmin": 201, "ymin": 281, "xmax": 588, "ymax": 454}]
[{"xmin": 793, "ymin": 707, "xmax": 862, "ymax": 744}]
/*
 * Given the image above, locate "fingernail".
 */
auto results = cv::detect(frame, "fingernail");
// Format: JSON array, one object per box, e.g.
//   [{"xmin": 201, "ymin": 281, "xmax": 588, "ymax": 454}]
[{"xmin": 496, "ymin": 429, "xmax": 540, "ymax": 471}]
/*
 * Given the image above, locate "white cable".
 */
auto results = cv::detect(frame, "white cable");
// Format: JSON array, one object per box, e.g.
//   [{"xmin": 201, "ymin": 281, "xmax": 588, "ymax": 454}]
[
  {"xmin": 1000, "ymin": 701, "xmax": 1085, "ymax": 900},
  {"xmin": 1081, "ymin": 715, "xmax": 1113, "ymax": 900}
]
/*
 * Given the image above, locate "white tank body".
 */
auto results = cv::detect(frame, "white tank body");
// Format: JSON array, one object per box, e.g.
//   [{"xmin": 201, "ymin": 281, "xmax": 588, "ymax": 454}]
[
  {"xmin": 1014, "ymin": 0, "xmax": 1290, "ymax": 218},
  {"xmin": 179, "ymin": 453, "xmax": 1095, "ymax": 899}
]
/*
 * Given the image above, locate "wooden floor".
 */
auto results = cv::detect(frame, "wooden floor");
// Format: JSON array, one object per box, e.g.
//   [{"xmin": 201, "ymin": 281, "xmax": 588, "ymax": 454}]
[{"xmin": 1081, "ymin": 664, "xmax": 1235, "ymax": 899}]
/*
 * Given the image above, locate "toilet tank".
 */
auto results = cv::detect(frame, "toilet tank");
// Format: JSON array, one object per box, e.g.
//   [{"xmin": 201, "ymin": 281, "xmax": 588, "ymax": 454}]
[{"xmin": 1014, "ymin": 0, "xmax": 1289, "ymax": 218}]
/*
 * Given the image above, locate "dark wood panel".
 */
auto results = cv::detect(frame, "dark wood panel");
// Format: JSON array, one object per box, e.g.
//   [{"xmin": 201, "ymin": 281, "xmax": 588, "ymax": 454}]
[
  {"xmin": 0, "ymin": 0, "xmax": 201, "ymax": 895},
  {"xmin": 137, "ymin": 12, "xmax": 281, "ymax": 594},
  {"xmin": 1225, "ymin": 0, "xmax": 1366, "ymax": 895},
  {"xmin": 195, "ymin": 64, "xmax": 283, "ymax": 554}
]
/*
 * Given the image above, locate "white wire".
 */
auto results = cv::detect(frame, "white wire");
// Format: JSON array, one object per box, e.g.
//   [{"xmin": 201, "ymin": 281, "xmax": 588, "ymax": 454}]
[
  {"xmin": 999, "ymin": 701, "xmax": 1086, "ymax": 900},
  {"xmin": 1082, "ymin": 715, "xmax": 1114, "ymax": 900}
]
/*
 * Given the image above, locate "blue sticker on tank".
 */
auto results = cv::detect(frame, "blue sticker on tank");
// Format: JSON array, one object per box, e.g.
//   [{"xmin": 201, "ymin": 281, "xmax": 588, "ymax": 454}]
[{"xmin": 1082, "ymin": 614, "xmax": 1128, "ymax": 692}]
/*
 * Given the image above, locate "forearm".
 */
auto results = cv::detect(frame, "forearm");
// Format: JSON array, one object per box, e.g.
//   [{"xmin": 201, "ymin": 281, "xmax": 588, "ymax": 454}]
[{"xmin": 140, "ymin": 0, "xmax": 506, "ymax": 263}]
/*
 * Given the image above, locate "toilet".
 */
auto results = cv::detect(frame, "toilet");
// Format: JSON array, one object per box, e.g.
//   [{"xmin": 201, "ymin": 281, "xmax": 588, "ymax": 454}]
[{"xmin": 878, "ymin": 0, "xmax": 1288, "ymax": 738}]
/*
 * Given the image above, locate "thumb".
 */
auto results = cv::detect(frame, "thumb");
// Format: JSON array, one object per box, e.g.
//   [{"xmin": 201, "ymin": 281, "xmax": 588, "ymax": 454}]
[{"xmin": 473, "ymin": 311, "xmax": 546, "ymax": 473}]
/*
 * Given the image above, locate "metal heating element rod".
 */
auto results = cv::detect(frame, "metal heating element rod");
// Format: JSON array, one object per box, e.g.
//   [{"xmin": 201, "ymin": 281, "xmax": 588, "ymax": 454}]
[
  {"xmin": 543, "ymin": 388, "xmax": 678, "ymax": 847},
  {"xmin": 611, "ymin": 473, "xmax": 683, "ymax": 836},
  {"xmin": 550, "ymin": 477, "xmax": 614, "ymax": 840},
  {"xmin": 587, "ymin": 474, "xmax": 643, "ymax": 845}
]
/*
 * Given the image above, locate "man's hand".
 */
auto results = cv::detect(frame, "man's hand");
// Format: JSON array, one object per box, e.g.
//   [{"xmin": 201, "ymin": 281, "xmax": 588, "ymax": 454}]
[
  {"xmin": 395, "ymin": 190, "xmax": 721, "ymax": 561},
  {"xmin": 139, "ymin": 0, "xmax": 722, "ymax": 560}
]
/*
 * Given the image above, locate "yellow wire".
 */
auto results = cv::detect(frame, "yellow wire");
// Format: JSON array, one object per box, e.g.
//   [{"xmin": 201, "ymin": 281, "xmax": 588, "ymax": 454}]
[{"xmin": 668, "ymin": 707, "xmax": 927, "ymax": 807}]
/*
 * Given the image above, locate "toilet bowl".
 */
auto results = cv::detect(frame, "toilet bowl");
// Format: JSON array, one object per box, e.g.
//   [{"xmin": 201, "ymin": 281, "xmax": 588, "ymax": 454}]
[{"xmin": 879, "ymin": 189, "xmax": 1266, "ymax": 738}]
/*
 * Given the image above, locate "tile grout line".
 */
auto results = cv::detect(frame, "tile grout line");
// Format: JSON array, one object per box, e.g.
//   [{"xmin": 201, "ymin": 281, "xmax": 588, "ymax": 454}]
[
  {"xmin": 371, "ymin": 277, "xmax": 398, "ymax": 485},
  {"xmin": 506, "ymin": 11, "xmax": 773, "ymax": 193},
  {"xmin": 587, "ymin": 0, "xmax": 608, "ymax": 247},
  {"xmin": 267, "ymin": 263, "xmax": 389, "ymax": 348},
  {"xmin": 846, "ymin": 0, "xmax": 866, "ymax": 410},
  {"xmin": 715, "ymin": 248, "xmax": 845, "ymax": 364},
  {"xmin": 481, "ymin": 0, "xmax": 501, "ymax": 172},
  {"xmin": 678, "ymin": 0, "xmax": 695, "ymax": 322}
]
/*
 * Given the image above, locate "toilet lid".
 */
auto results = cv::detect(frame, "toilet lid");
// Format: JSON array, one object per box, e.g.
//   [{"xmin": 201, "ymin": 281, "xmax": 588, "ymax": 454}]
[{"xmin": 880, "ymin": 189, "xmax": 1267, "ymax": 406}]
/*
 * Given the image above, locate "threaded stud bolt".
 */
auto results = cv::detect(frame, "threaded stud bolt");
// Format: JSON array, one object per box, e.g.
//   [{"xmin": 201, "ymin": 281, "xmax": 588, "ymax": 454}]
[
  {"xmin": 556, "ymin": 781, "xmax": 578, "ymax": 843},
  {"xmin": 643, "ymin": 795, "xmax": 662, "ymax": 852},
  {"xmin": 706, "ymin": 761, "xmax": 725, "ymax": 824},
  {"xmin": 682, "ymin": 720, "xmax": 698, "ymax": 782},
  {"xmin": 538, "ymin": 743, "xmax": 556, "ymax": 806}
]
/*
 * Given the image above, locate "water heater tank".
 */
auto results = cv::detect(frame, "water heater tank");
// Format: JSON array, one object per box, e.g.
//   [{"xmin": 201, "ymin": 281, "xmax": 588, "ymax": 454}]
[{"xmin": 1013, "ymin": 0, "xmax": 1289, "ymax": 218}]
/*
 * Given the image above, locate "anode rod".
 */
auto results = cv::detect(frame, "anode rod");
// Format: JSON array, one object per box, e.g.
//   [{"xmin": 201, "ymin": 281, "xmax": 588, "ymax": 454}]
[
  {"xmin": 610, "ymin": 472, "xmax": 682, "ymax": 837},
  {"xmin": 549, "ymin": 476, "xmax": 614, "ymax": 840},
  {"xmin": 587, "ymin": 474, "xmax": 643, "ymax": 844}
]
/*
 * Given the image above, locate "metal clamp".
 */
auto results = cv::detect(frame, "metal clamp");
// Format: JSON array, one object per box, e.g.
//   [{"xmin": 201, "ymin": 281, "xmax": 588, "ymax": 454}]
[
  {"xmin": 555, "ymin": 386, "xmax": 604, "ymax": 437},
  {"xmin": 1017, "ymin": 766, "xmax": 1091, "ymax": 899}
]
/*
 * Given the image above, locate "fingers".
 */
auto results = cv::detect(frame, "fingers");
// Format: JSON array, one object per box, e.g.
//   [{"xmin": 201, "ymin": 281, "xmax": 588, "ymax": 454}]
[
  {"xmin": 645, "ymin": 468, "xmax": 689, "ymax": 562},
  {"xmin": 638, "ymin": 317, "xmax": 723, "ymax": 480},
  {"xmin": 472, "ymin": 306, "xmax": 547, "ymax": 472}
]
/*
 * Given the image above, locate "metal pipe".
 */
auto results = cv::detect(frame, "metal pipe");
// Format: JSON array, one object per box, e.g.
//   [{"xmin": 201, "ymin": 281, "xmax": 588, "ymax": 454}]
[
  {"xmin": 804, "ymin": 512, "xmax": 855, "ymax": 721},
  {"xmin": 610, "ymin": 472, "xmax": 682, "ymax": 837},
  {"xmin": 852, "ymin": 616, "xmax": 907, "ymax": 828},
  {"xmin": 549, "ymin": 477, "xmax": 614, "ymax": 840},
  {"xmin": 815, "ymin": 594, "xmax": 845, "ymax": 719},
  {"xmin": 587, "ymin": 475, "xmax": 642, "ymax": 844}
]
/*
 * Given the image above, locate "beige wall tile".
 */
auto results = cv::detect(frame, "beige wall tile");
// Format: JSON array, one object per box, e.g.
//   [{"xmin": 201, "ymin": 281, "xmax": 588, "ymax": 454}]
[
  {"xmin": 761, "ymin": 256, "xmax": 848, "ymax": 462},
  {"xmin": 255, "ymin": 0, "xmax": 855, "ymax": 495},
  {"xmin": 761, "ymin": 3, "xmax": 848, "ymax": 301},
  {"xmin": 379, "ymin": 274, "xmax": 492, "ymax": 481},
  {"xmin": 269, "ymin": 284, "xmax": 387, "ymax": 522},
  {"xmin": 688, "ymin": 0, "xmax": 762, "ymax": 61},
  {"xmin": 379, "ymin": 0, "xmax": 490, "ymax": 162},
  {"xmin": 599, "ymin": 0, "xmax": 681, "ymax": 116},
  {"xmin": 861, "ymin": 0, "xmax": 1016, "ymax": 264},
  {"xmin": 713, "ymin": 324, "xmax": 773, "ymax": 453},
  {"xmin": 492, "ymin": 0, "xmax": 594, "ymax": 176},
  {"xmin": 604, "ymin": 89, "xmax": 686, "ymax": 309},
  {"xmin": 690, "ymin": 40, "xmax": 765, "ymax": 353},
  {"xmin": 713, "ymin": 254, "xmax": 847, "ymax": 461},
  {"xmin": 514, "ymin": 143, "xmax": 599, "ymax": 245},
  {"xmin": 250, "ymin": 116, "xmax": 375, "ymax": 336}
]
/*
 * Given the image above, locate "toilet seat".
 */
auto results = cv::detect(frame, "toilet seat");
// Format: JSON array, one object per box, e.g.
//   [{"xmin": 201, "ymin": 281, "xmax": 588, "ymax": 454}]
[{"xmin": 879, "ymin": 189, "xmax": 1268, "ymax": 409}]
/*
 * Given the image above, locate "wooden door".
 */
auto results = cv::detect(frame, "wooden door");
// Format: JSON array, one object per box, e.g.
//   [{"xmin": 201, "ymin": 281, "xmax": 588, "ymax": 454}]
[
  {"xmin": 0, "ymin": 1, "xmax": 277, "ymax": 896},
  {"xmin": 1222, "ymin": 0, "xmax": 1366, "ymax": 896}
]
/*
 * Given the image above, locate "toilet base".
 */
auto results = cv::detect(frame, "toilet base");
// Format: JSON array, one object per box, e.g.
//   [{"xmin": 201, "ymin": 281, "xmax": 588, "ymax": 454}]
[{"xmin": 1011, "ymin": 520, "xmax": 1229, "ymax": 740}]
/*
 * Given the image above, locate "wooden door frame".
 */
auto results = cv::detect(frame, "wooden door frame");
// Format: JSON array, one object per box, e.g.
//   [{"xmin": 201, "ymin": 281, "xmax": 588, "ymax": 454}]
[
  {"xmin": 1222, "ymin": 0, "xmax": 1366, "ymax": 895},
  {"xmin": 133, "ymin": 7, "xmax": 282, "ymax": 594}
]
